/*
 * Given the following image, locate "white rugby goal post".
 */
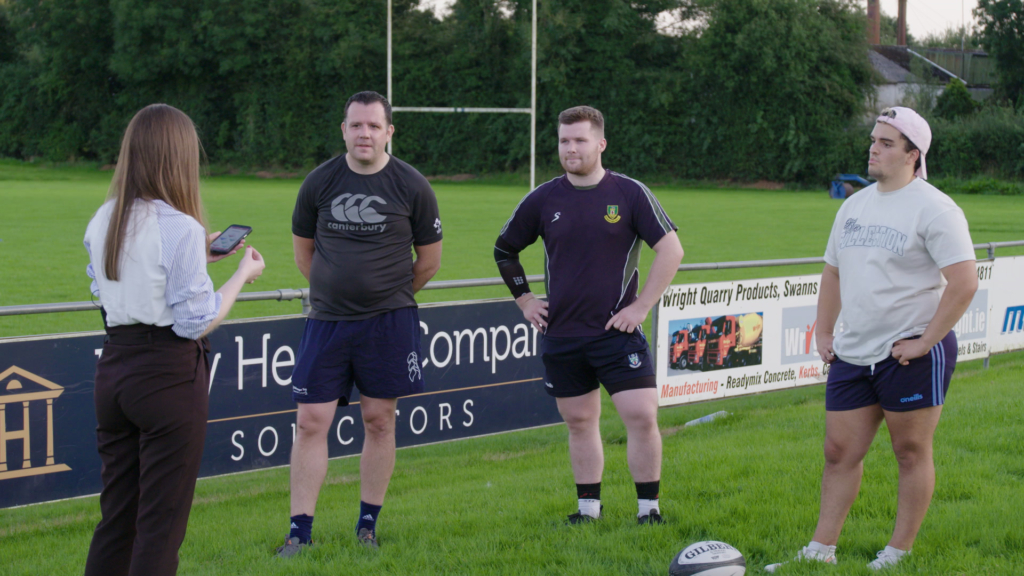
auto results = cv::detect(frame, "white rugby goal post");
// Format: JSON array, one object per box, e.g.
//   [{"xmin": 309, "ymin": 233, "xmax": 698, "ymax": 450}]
[{"xmin": 386, "ymin": 0, "xmax": 538, "ymax": 190}]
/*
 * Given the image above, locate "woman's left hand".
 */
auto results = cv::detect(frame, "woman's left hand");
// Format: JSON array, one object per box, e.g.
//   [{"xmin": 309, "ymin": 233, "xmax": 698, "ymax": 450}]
[{"xmin": 207, "ymin": 231, "xmax": 245, "ymax": 263}]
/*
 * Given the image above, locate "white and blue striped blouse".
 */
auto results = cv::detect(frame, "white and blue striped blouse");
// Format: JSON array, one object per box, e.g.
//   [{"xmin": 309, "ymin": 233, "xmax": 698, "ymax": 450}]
[{"xmin": 84, "ymin": 199, "xmax": 221, "ymax": 340}]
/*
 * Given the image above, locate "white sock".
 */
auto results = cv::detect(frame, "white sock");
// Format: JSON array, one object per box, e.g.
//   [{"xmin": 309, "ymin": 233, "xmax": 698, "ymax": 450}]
[
  {"xmin": 883, "ymin": 545, "xmax": 908, "ymax": 557},
  {"xmin": 808, "ymin": 541, "xmax": 836, "ymax": 555},
  {"xmin": 578, "ymin": 498, "xmax": 600, "ymax": 518},
  {"xmin": 638, "ymin": 498, "xmax": 659, "ymax": 518}
]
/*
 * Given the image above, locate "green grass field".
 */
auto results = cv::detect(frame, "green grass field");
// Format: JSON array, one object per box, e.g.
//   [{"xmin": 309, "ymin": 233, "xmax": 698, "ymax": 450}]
[
  {"xmin": 1, "ymin": 354, "xmax": 1021, "ymax": 575},
  {"xmin": 2, "ymin": 160, "xmax": 1024, "ymax": 575},
  {"xmin": 2, "ymin": 159, "xmax": 1023, "ymax": 338}
]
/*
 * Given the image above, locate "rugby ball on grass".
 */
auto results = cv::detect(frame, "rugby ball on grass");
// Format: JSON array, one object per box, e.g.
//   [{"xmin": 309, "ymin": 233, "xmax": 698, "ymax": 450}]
[{"xmin": 669, "ymin": 541, "xmax": 745, "ymax": 576}]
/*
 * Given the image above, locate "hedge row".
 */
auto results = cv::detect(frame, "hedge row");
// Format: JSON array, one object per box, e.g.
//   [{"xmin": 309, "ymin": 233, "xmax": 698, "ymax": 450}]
[{"xmin": 1, "ymin": 0, "xmax": 1020, "ymax": 183}]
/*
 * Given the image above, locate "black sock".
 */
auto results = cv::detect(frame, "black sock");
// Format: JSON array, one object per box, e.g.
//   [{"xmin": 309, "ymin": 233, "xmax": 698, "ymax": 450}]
[
  {"xmin": 576, "ymin": 482, "xmax": 601, "ymax": 500},
  {"xmin": 356, "ymin": 501, "xmax": 382, "ymax": 535},
  {"xmin": 636, "ymin": 480, "xmax": 660, "ymax": 500},
  {"xmin": 289, "ymin": 514, "xmax": 313, "ymax": 544}
]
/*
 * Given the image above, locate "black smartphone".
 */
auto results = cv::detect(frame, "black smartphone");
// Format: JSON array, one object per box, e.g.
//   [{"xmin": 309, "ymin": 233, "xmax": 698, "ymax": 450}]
[{"xmin": 209, "ymin": 225, "xmax": 252, "ymax": 255}]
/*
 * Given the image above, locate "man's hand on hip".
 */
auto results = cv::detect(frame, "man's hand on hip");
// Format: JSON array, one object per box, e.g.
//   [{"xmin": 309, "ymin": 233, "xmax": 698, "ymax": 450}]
[
  {"xmin": 816, "ymin": 331, "xmax": 836, "ymax": 364},
  {"xmin": 605, "ymin": 303, "xmax": 647, "ymax": 334},
  {"xmin": 516, "ymin": 293, "xmax": 548, "ymax": 333},
  {"xmin": 891, "ymin": 338, "xmax": 930, "ymax": 366}
]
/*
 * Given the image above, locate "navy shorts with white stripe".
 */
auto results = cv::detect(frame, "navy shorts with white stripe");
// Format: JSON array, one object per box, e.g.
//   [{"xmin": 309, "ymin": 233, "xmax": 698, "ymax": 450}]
[{"xmin": 825, "ymin": 331, "xmax": 956, "ymax": 412}]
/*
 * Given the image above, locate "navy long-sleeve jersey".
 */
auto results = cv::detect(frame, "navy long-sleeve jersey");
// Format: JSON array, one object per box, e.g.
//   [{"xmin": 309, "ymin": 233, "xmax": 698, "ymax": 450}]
[{"xmin": 499, "ymin": 171, "xmax": 677, "ymax": 337}]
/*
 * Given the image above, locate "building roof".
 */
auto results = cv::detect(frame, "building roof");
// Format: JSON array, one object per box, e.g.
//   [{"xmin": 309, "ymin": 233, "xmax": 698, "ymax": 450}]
[
  {"xmin": 869, "ymin": 45, "xmax": 955, "ymax": 85},
  {"xmin": 869, "ymin": 51, "xmax": 913, "ymax": 84}
]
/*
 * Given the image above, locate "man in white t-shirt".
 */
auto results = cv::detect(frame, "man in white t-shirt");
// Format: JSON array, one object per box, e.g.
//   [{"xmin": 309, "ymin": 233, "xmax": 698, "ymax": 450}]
[{"xmin": 767, "ymin": 107, "xmax": 979, "ymax": 572}]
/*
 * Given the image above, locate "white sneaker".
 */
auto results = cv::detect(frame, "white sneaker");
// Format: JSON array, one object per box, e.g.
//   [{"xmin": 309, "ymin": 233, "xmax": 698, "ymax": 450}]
[
  {"xmin": 867, "ymin": 546, "xmax": 908, "ymax": 571},
  {"xmin": 764, "ymin": 544, "xmax": 837, "ymax": 573}
]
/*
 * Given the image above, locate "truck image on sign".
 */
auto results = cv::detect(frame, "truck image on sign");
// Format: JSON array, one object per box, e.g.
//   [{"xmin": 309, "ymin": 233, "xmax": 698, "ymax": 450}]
[
  {"xmin": 704, "ymin": 312, "xmax": 764, "ymax": 369},
  {"xmin": 665, "ymin": 319, "xmax": 712, "ymax": 372},
  {"xmin": 669, "ymin": 328, "xmax": 690, "ymax": 369},
  {"xmin": 687, "ymin": 321, "xmax": 712, "ymax": 370}
]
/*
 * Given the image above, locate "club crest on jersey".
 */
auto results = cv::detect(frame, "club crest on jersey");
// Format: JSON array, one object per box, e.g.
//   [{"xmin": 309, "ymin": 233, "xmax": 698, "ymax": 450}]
[
  {"xmin": 628, "ymin": 353, "xmax": 641, "ymax": 368},
  {"xmin": 604, "ymin": 205, "xmax": 621, "ymax": 223}
]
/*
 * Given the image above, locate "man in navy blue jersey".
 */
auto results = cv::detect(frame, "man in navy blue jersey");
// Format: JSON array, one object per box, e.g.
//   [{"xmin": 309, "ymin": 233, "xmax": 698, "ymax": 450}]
[{"xmin": 494, "ymin": 106, "xmax": 684, "ymax": 524}]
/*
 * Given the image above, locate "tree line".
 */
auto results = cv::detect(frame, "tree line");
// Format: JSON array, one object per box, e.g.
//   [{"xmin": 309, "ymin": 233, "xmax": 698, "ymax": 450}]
[{"xmin": 0, "ymin": 0, "xmax": 1019, "ymax": 183}]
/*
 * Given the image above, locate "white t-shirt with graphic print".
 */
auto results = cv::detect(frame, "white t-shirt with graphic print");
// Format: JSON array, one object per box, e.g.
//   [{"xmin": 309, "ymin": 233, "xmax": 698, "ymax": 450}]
[{"xmin": 824, "ymin": 178, "xmax": 975, "ymax": 366}]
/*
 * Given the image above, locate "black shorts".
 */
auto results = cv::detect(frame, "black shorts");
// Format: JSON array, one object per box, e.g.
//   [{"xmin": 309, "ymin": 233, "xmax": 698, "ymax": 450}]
[
  {"xmin": 825, "ymin": 332, "xmax": 956, "ymax": 412},
  {"xmin": 290, "ymin": 308, "xmax": 425, "ymax": 405},
  {"xmin": 540, "ymin": 329, "xmax": 656, "ymax": 398}
]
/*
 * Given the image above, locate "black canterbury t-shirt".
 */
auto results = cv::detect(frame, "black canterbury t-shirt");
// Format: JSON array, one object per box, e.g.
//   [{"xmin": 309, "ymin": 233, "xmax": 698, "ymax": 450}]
[
  {"xmin": 499, "ymin": 171, "xmax": 676, "ymax": 337},
  {"xmin": 292, "ymin": 155, "xmax": 442, "ymax": 321}
]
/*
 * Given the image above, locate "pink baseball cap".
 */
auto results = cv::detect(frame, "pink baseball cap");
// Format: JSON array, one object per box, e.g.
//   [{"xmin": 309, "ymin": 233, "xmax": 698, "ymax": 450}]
[{"xmin": 876, "ymin": 107, "xmax": 931, "ymax": 179}]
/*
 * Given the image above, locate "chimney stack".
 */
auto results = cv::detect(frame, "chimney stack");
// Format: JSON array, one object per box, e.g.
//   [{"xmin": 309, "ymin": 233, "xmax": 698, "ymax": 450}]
[
  {"xmin": 867, "ymin": 0, "xmax": 881, "ymax": 45},
  {"xmin": 897, "ymin": 0, "xmax": 907, "ymax": 46}
]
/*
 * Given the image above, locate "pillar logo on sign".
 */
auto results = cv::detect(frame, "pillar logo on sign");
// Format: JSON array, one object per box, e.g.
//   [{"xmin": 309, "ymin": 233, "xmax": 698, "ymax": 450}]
[{"xmin": 0, "ymin": 366, "xmax": 72, "ymax": 480}]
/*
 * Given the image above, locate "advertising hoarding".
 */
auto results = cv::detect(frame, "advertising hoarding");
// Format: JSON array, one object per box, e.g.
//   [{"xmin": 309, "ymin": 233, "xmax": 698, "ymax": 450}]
[{"xmin": 0, "ymin": 299, "xmax": 559, "ymax": 508}]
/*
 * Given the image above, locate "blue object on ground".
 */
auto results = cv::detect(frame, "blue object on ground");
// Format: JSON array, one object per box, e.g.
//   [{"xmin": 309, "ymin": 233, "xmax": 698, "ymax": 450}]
[{"xmin": 829, "ymin": 174, "xmax": 872, "ymax": 199}]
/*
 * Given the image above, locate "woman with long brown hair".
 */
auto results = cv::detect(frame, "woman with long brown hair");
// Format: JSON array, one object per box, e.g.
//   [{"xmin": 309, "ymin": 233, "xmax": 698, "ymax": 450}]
[{"xmin": 82, "ymin": 103, "xmax": 265, "ymax": 576}]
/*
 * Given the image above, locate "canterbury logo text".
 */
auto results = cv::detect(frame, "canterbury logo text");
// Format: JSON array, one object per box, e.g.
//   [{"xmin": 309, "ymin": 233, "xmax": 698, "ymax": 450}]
[{"xmin": 331, "ymin": 194, "xmax": 387, "ymax": 224}]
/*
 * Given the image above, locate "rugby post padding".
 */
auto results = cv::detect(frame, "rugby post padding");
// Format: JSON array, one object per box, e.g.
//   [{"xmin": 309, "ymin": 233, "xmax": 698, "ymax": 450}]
[{"xmin": 0, "ymin": 299, "xmax": 559, "ymax": 508}]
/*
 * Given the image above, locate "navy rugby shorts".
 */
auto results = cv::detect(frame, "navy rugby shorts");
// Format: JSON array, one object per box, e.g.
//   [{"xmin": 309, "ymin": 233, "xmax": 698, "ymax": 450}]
[
  {"xmin": 290, "ymin": 307, "xmax": 425, "ymax": 405},
  {"xmin": 541, "ymin": 329, "xmax": 656, "ymax": 398},
  {"xmin": 825, "ymin": 331, "xmax": 956, "ymax": 412}
]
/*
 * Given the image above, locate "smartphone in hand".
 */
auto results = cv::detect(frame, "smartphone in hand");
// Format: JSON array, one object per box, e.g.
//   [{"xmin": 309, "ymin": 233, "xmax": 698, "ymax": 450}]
[{"xmin": 209, "ymin": 225, "xmax": 252, "ymax": 255}]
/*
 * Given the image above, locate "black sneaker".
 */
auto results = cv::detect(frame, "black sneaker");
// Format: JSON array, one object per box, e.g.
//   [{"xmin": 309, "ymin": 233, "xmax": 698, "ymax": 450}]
[
  {"xmin": 357, "ymin": 527, "xmax": 379, "ymax": 549},
  {"xmin": 275, "ymin": 536, "xmax": 310, "ymax": 558},
  {"xmin": 566, "ymin": 506, "xmax": 602, "ymax": 525},
  {"xmin": 637, "ymin": 510, "xmax": 664, "ymax": 525}
]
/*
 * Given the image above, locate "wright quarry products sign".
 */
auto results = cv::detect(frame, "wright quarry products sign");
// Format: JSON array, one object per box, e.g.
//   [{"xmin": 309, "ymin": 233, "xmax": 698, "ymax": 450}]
[
  {"xmin": 0, "ymin": 299, "xmax": 560, "ymax": 508},
  {"xmin": 654, "ymin": 259, "xmax": 1015, "ymax": 408},
  {"xmin": 655, "ymin": 274, "xmax": 827, "ymax": 407}
]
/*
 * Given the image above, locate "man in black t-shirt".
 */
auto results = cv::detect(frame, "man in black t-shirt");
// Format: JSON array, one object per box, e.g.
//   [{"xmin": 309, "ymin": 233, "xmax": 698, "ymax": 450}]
[
  {"xmin": 277, "ymin": 91, "xmax": 443, "ymax": 556},
  {"xmin": 494, "ymin": 106, "xmax": 684, "ymax": 525}
]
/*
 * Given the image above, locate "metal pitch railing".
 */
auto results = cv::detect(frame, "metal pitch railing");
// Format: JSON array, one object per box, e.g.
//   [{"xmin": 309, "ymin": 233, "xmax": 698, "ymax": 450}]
[{"xmin": 3, "ymin": 240, "xmax": 1021, "ymax": 319}]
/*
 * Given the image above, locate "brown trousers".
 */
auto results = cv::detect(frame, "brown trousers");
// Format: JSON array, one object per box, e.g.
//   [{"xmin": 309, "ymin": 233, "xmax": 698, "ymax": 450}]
[{"xmin": 84, "ymin": 324, "xmax": 209, "ymax": 576}]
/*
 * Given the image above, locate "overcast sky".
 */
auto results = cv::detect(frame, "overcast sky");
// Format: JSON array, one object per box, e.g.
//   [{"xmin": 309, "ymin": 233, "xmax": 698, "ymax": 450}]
[
  {"xmin": 418, "ymin": 0, "xmax": 980, "ymax": 38},
  {"xmin": 881, "ymin": 0, "xmax": 978, "ymax": 37}
]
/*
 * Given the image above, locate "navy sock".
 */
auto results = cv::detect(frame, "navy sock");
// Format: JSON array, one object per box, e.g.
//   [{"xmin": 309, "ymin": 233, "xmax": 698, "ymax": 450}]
[
  {"xmin": 636, "ymin": 480, "xmax": 660, "ymax": 501},
  {"xmin": 289, "ymin": 514, "xmax": 313, "ymax": 544},
  {"xmin": 356, "ymin": 501, "xmax": 382, "ymax": 534},
  {"xmin": 576, "ymin": 483, "xmax": 601, "ymax": 500}
]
